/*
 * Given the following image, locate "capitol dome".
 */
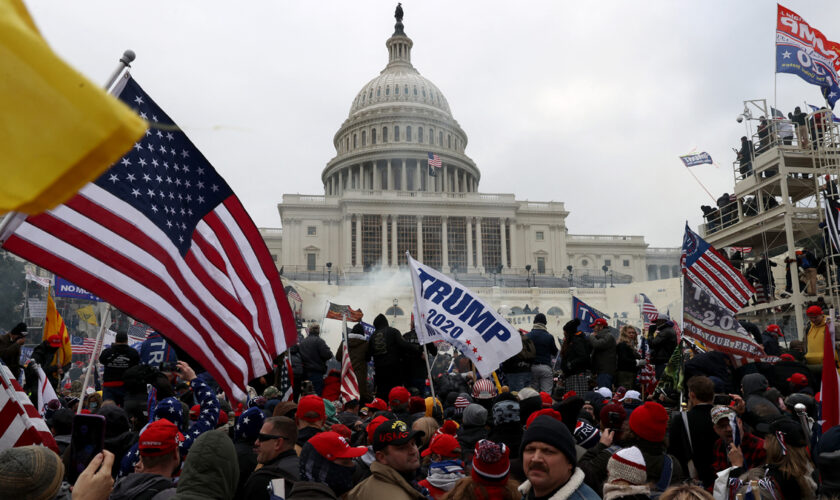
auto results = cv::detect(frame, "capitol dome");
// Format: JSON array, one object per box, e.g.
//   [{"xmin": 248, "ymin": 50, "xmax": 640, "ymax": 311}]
[{"xmin": 322, "ymin": 12, "xmax": 479, "ymax": 195}]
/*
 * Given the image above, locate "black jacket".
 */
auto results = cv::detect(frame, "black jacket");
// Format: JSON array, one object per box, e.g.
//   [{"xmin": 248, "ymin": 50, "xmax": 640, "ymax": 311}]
[
  {"xmin": 298, "ymin": 333, "xmax": 331, "ymax": 374},
  {"xmin": 667, "ymin": 404, "xmax": 718, "ymax": 487},
  {"xmin": 241, "ymin": 449, "xmax": 300, "ymax": 500},
  {"xmin": 367, "ymin": 314, "xmax": 418, "ymax": 369},
  {"xmin": 561, "ymin": 332, "xmax": 592, "ymax": 376},
  {"xmin": 616, "ymin": 341, "xmax": 641, "ymax": 372},
  {"xmin": 762, "ymin": 332, "xmax": 781, "ymax": 357},
  {"xmin": 98, "ymin": 343, "xmax": 141, "ymax": 385},
  {"xmin": 649, "ymin": 323, "xmax": 677, "ymax": 365},
  {"xmin": 402, "ymin": 329, "xmax": 437, "ymax": 381}
]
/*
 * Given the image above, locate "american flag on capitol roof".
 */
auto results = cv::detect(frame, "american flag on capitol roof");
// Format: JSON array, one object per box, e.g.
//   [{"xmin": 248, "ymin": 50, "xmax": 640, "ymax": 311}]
[
  {"xmin": 0, "ymin": 73, "xmax": 297, "ymax": 401},
  {"xmin": 427, "ymin": 152, "xmax": 442, "ymax": 168}
]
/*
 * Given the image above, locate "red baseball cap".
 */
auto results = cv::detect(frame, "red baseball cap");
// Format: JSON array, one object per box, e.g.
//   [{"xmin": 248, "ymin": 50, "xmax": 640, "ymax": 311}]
[
  {"xmin": 787, "ymin": 373, "xmax": 809, "ymax": 387},
  {"xmin": 766, "ymin": 324, "xmax": 781, "ymax": 335},
  {"xmin": 780, "ymin": 353, "xmax": 796, "ymax": 361},
  {"xmin": 389, "ymin": 386, "xmax": 411, "ymax": 407},
  {"xmin": 308, "ymin": 431, "xmax": 368, "ymax": 461},
  {"xmin": 296, "ymin": 395, "xmax": 326, "ymax": 423},
  {"xmin": 48, "ymin": 336, "xmax": 62, "ymax": 347},
  {"xmin": 139, "ymin": 419, "xmax": 184, "ymax": 456},
  {"xmin": 421, "ymin": 433, "xmax": 461, "ymax": 458},
  {"xmin": 366, "ymin": 415, "xmax": 389, "ymax": 442},
  {"xmin": 366, "ymin": 398, "xmax": 388, "ymax": 412},
  {"xmin": 540, "ymin": 391, "xmax": 552, "ymax": 408},
  {"xmin": 807, "ymin": 305, "xmax": 823, "ymax": 316},
  {"xmin": 589, "ymin": 318, "xmax": 608, "ymax": 328},
  {"xmin": 190, "ymin": 404, "xmax": 200, "ymax": 421}
]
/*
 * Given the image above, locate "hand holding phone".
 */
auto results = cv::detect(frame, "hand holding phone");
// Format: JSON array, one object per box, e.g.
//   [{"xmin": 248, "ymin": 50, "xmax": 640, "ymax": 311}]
[
  {"xmin": 71, "ymin": 450, "xmax": 115, "ymax": 499},
  {"xmin": 69, "ymin": 414, "xmax": 106, "ymax": 484}
]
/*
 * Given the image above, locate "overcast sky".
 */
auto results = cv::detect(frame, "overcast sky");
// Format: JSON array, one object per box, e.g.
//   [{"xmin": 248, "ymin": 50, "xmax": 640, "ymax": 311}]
[{"xmin": 23, "ymin": 0, "xmax": 840, "ymax": 247}]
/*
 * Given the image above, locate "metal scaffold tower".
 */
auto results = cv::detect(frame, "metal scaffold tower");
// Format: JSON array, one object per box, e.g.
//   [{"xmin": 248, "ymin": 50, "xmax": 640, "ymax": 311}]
[{"xmin": 699, "ymin": 99, "xmax": 840, "ymax": 341}]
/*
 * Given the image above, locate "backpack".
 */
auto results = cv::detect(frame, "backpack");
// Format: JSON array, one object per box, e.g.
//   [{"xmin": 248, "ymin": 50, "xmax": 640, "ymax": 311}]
[
  {"xmin": 288, "ymin": 345, "xmax": 304, "ymax": 376},
  {"xmin": 519, "ymin": 336, "xmax": 537, "ymax": 362}
]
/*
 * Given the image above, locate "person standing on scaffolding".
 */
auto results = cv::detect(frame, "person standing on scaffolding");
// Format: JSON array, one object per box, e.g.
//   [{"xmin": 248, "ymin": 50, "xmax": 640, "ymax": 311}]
[
  {"xmin": 737, "ymin": 137, "xmax": 754, "ymax": 178},
  {"xmin": 789, "ymin": 106, "xmax": 809, "ymax": 148}
]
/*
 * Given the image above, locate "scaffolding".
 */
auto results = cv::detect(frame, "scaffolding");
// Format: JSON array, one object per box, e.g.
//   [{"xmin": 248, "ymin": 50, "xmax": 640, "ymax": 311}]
[{"xmin": 699, "ymin": 99, "xmax": 840, "ymax": 341}]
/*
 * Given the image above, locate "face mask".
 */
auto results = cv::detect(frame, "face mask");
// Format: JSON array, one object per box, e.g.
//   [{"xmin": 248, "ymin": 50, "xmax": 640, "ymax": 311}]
[{"xmin": 89, "ymin": 403, "xmax": 98, "ymax": 410}]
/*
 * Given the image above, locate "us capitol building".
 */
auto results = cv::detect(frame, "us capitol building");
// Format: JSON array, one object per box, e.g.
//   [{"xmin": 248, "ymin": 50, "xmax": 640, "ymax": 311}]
[{"xmin": 261, "ymin": 9, "xmax": 679, "ymax": 288}]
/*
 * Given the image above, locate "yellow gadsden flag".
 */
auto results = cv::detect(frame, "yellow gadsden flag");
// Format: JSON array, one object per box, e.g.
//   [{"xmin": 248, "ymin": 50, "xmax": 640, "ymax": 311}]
[
  {"xmin": 44, "ymin": 293, "xmax": 72, "ymax": 366},
  {"xmin": 0, "ymin": 0, "xmax": 146, "ymax": 214},
  {"xmin": 76, "ymin": 305, "xmax": 98, "ymax": 326}
]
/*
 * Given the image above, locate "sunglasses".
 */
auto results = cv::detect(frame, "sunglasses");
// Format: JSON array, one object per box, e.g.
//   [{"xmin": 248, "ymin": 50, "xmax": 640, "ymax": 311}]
[{"xmin": 257, "ymin": 433, "xmax": 288, "ymax": 442}]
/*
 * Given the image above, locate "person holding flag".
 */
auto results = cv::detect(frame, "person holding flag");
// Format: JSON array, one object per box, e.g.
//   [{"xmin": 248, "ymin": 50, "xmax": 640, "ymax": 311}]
[{"xmin": 30, "ymin": 293, "xmax": 72, "ymax": 390}]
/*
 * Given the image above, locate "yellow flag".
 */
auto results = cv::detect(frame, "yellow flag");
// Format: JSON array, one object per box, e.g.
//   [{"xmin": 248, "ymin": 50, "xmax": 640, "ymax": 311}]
[
  {"xmin": 0, "ymin": 0, "xmax": 146, "ymax": 214},
  {"xmin": 76, "ymin": 305, "xmax": 98, "ymax": 326},
  {"xmin": 43, "ymin": 293, "xmax": 72, "ymax": 366}
]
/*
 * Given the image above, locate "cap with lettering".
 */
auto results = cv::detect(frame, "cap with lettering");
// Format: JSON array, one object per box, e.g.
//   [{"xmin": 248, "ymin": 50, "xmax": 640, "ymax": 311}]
[{"xmin": 139, "ymin": 419, "xmax": 184, "ymax": 456}]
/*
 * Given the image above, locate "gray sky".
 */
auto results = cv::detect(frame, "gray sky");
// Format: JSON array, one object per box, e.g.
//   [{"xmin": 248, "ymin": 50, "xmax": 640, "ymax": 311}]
[{"xmin": 24, "ymin": 0, "xmax": 840, "ymax": 247}]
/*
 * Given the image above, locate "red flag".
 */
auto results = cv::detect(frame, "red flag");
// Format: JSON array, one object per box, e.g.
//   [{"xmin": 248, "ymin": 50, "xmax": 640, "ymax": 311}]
[
  {"xmin": 822, "ymin": 313, "xmax": 840, "ymax": 432},
  {"xmin": 340, "ymin": 343, "xmax": 360, "ymax": 402},
  {"xmin": 0, "ymin": 366, "xmax": 58, "ymax": 453}
]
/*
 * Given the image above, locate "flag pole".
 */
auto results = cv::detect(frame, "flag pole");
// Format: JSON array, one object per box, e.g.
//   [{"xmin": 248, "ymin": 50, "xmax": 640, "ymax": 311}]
[
  {"xmin": 104, "ymin": 50, "xmax": 136, "ymax": 92},
  {"xmin": 77, "ymin": 304, "xmax": 110, "ymax": 414},
  {"xmin": 682, "ymin": 164, "xmax": 717, "ymax": 203},
  {"xmin": 423, "ymin": 341, "xmax": 437, "ymax": 402}
]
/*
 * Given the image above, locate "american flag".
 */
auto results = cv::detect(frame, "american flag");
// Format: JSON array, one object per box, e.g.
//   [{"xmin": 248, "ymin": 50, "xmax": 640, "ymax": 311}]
[
  {"xmin": 326, "ymin": 302, "xmax": 363, "ymax": 322},
  {"xmin": 278, "ymin": 354, "xmax": 294, "ymax": 402},
  {"xmin": 127, "ymin": 320, "xmax": 154, "ymax": 339},
  {"xmin": 1, "ymin": 74, "xmax": 297, "ymax": 401},
  {"xmin": 284, "ymin": 285, "xmax": 302, "ymax": 303},
  {"xmin": 70, "ymin": 335, "xmax": 99, "ymax": 355},
  {"xmin": 0, "ymin": 365, "xmax": 58, "ymax": 453},
  {"xmin": 339, "ymin": 341, "xmax": 360, "ymax": 402},
  {"xmin": 427, "ymin": 152, "xmax": 442, "ymax": 168},
  {"xmin": 638, "ymin": 293, "xmax": 660, "ymax": 330},
  {"xmin": 681, "ymin": 224, "xmax": 754, "ymax": 313},
  {"xmin": 636, "ymin": 336, "xmax": 657, "ymax": 396}
]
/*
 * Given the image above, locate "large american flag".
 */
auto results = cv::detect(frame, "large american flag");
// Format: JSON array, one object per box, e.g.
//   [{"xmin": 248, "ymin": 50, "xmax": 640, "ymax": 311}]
[
  {"xmin": 427, "ymin": 152, "xmax": 442, "ymax": 168},
  {"xmin": 0, "ymin": 365, "xmax": 58, "ymax": 453},
  {"xmin": 681, "ymin": 224, "xmax": 754, "ymax": 313},
  {"xmin": 1, "ymin": 74, "xmax": 297, "ymax": 401},
  {"xmin": 339, "ymin": 341, "xmax": 360, "ymax": 403}
]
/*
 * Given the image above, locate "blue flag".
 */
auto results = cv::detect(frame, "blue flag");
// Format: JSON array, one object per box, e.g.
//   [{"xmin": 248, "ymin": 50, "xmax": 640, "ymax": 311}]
[
  {"xmin": 679, "ymin": 152, "xmax": 713, "ymax": 167},
  {"xmin": 571, "ymin": 296, "xmax": 608, "ymax": 334}
]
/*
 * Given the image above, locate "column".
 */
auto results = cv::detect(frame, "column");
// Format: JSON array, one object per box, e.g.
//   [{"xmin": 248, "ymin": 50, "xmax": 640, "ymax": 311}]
[
  {"xmin": 417, "ymin": 216, "xmax": 424, "ymax": 262},
  {"xmin": 442, "ymin": 165, "xmax": 448, "ymax": 192},
  {"xmin": 373, "ymin": 161, "xmax": 381, "ymax": 190},
  {"xmin": 391, "ymin": 216, "xmax": 398, "ymax": 267},
  {"xmin": 400, "ymin": 159, "xmax": 407, "ymax": 191},
  {"xmin": 500, "ymin": 219, "xmax": 508, "ymax": 270},
  {"xmin": 386, "ymin": 159, "xmax": 393, "ymax": 190},
  {"xmin": 456, "ymin": 169, "xmax": 461, "ymax": 193},
  {"xmin": 509, "ymin": 222, "xmax": 518, "ymax": 269},
  {"xmin": 354, "ymin": 215, "xmax": 362, "ymax": 269},
  {"xmin": 475, "ymin": 217, "xmax": 484, "ymax": 272},
  {"xmin": 344, "ymin": 215, "xmax": 352, "ymax": 268},
  {"xmin": 360, "ymin": 164, "xmax": 366, "ymax": 190},
  {"xmin": 381, "ymin": 215, "xmax": 388, "ymax": 267},
  {"xmin": 441, "ymin": 216, "xmax": 450, "ymax": 272},
  {"xmin": 415, "ymin": 159, "xmax": 421, "ymax": 192},
  {"xmin": 466, "ymin": 217, "xmax": 474, "ymax": 270}
]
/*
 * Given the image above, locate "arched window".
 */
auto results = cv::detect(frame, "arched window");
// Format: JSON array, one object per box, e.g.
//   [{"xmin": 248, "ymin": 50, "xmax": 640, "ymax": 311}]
[
  {"xmin": 353, "ymin": 134, "xmax": 357, "ymax": 148},
  {"xmin": 385, "ymin": 86, "xmax": 390, "ymax": 96},
  {"xmin": 361, "ymin": 131, "xmax": 366, "ymax": 146},
  {"xmin": 422, "ymin": 88, "xmax": 426, "ymax": 98},
  {"xmin": 346, "ymin": 137, "xmax": 350, "ymax": 151},
  {"xmin": 439, "ymin": 131, "xmax": 443, "ymax": 146},
  {"xmin": 414, "ymin": 86, "xmax": 418, "ymax": 96},
  {"xmin": 406, "ymin": 126, "xmax": 412, "ymax": 142},
  {"xmin": 418, "ymin": 127, "xmax": 423, "ymax": 144},
  {"xmin": 448, "ymin": 134, "xmax": 451, "ymax": 149},
  {"xmin": 394, "ymin": 126, "xmax": 400, "ymax": 141},
  {"xmin": 376, "ymin": 87, "xmax": 381, "ymax": 97},
  {"xmin": 371, "ymin": 128, "xmax": 377, "ymax": 145},
  {"xmin": 382, "ymin": 127, "xmax": 388, "ymax": 143},
  {"xmin": 369, "ymin": 89, "xmax": 373, "ymax": 99}
]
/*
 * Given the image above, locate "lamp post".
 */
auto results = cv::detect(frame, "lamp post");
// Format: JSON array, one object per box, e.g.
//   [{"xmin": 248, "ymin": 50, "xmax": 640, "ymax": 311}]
[
  {"xmin": 392, "ymin": 298, "xmax": 398, "ymax": 319},
  {"xmin": 525, "ymin": 265, "xmax": 532, "ymax": 287},
  {"xmin": 326, "ymin": 262, "xmax": 332, "ymax": 284},
  {"xmin": 566, "ymin": 265, "xmax": 573, "ymax": 287},
  {"xmin": 601, "ymin": 265, "xmax": 608, "ymax": 289},
  {"xmin": 609, "ymin": 271, "xmax": 614, "ymax": 288}
]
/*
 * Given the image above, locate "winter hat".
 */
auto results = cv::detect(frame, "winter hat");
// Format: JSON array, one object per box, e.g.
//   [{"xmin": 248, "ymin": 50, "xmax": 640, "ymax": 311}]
[
  {"xmin": 437, "ymin": 419, "xmax": 459, "ymax": 436},
  {"xmin": 629, "ymin": 402, "xmax": 669, "ymax": 443},
  {"xmin": 454, "ymin": 396, "xmax": 471, "ymax": 416},
  {"xmin": 0, "ymin": 445, "xmax": 63, "ymax": 500},
  {"xmin": 409, "ymin": 396, "xmax": 426, "ymax": 414},
  {"xmin": 471, "ymin": 440, "xmax": 510, "ymax": 484},
  {"xmin": 539, "ymin": 391, "xmax": 553, "ymax": 408},
  {"xmin": 607, "ymin": 446, "xmax": 647, "ymax": 485},
  {"xmin": 595, "ymin": 387, "xmax": 613, "ymax": 399},
  {"xmin": 425, "ymin": 397, "xmax": 443, "ymax": 417},
  {"xmin": 517, "ymin": 387, "xmax": 540, "ymax": 401},
  {"xmin": 574, "ymin": 420, "xmax": 601, "ymax": 449},
  {"xmin": 10, "ymin": 322, "xmax": 27, "ymax": 336},
  {"xmin": 422, "ymin": 433, "xmax": 461, "ymax": 458},
  {"xmin": 525, "ymin": 408, "xmax": 562, "ymax": 429},
  {"xmin": 521, "ymin": 415, "xmax": 577, "ymax": 468},
  {"xmin": 492, "ymin": 400, "xmax": 520, "ymax": 425},
  {"xmin": 599, "ymin": 403, "xmax": 627, "ymax": 430},
  {"xmin": 463, "ymin": 404, "xmax": 488, "ymax": 427},
  {"xmin": 234, "ymin": 406, "xmax": 265, "ymax": 441},
  {"xmin": 154, "ymin": 397, "xmax": 184, "ymax": 430},
  {"xmin": 563, "ymin": 318, "xmax": 581, "ymax": 333},
  {"xmin": 533, "ymin": 313, "xmax": 547, "ymax": 326},
  {"xmin": 473, "ymin": 379, "xmax": 497, "ymax": 400},
  {"xmin": 710, "ymin": 405, "xmax": 735, "ymax": 425}
]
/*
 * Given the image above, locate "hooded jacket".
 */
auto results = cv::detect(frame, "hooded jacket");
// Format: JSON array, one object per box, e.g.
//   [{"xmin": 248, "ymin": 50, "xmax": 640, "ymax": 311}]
[
  {"xmin": 110, "ymin": 473, "xmax": 174, "ymax": 500},
  {"xmin": 336, "ymin": 324, "xmax": 370, "ymax": 396},
  {"xmin": 649, "ymin": 322, "xmax": 677, "ymax": 364},
  {"xmin": 241, "ymin": 449, "xmax": 300, "ymax": 500},
  {"xmin": 741, "ymin": 373, "xmax": 781, "ymax": 420},
  {"xmin": 589, "ymin": 328, "xmax": 617, "ymax": 376},
  {"xmin": 299, "ymin": 331, "xmax": 332, "ymax": 374},
  {"xmin": 561, "ymin": 332, "xmax": 591, "ymax": 376},
  {"xmin": 172, "ymin": 430, "xmax": 239, "ymax": 500},
  {"xmin": 367, "ymin": 314, "xmax": 419, "ymax": 369}
]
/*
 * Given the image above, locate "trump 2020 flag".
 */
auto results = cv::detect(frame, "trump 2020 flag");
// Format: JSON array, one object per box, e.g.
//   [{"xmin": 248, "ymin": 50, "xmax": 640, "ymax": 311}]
[
  {"xmin": 679, "ymin": 152, "xmax": 713, "ymax": 167},
  {"xmin": 408, "ymin": 253, "xmax": 521, "ymax": 376},
  {"xmin": 776, "ymin": 4, "xmax": 840, "ymax": 108},
  {"xmin": 572, "ymin": 296, "xmax": 608, "ymax": 334}
]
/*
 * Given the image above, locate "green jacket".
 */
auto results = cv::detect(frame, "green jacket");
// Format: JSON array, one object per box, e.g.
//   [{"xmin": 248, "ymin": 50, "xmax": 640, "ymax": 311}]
[{"xmin": 174, "ymin": 430, "xmax": 239, "ymax": 500}]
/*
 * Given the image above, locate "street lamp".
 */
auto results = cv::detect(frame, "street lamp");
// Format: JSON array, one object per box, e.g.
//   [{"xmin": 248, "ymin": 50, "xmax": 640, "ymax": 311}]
[
  {"xmin": 392, "ymin": 298, "xmax": 399, "ymax": 319},
  {"xmin": 609, "ymin": 270, "xmax": 614, "ymax": 288},
  {"xmin": 566, "ymin": 265, "xmax": 573, "ymax": 287},
  {"xmin": 326, "ymin": 262, "xmax": 332, "ymax": 284},
  {"xmin": 601, "ymin": 265, "xmax": 608, "ymax": 288},
  {"xmin": 525, "ymin": 265, "xmax": 532, "ymax": 287}
]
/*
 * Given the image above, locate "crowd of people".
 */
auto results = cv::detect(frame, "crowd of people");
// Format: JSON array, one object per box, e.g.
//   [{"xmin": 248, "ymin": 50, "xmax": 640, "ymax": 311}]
[{"xmin": 0, "ymin": 305, "xmax": 838, "ymax": 500}]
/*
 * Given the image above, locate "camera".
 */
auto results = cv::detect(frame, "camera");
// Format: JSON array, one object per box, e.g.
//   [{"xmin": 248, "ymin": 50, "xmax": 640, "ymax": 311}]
[
  {"xmin": 736, "ymin": 115, "xmax": 744, "ymax": 123},
  {"xmin": 159, "ymin": 362, "xmax": 179, "ymax": 372},
  {"xmin": 713, "ymin": 394, "xmax": 732, "ymax": 406}
]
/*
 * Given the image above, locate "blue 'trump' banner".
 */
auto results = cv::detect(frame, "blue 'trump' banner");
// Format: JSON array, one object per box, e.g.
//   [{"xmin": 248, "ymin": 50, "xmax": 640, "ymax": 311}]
[
  {"xmin": 572, "ymin": 296, "xmax": 608, "ymax": 334},
  {"xmin": 54, "ymin": 276, "xmax": 102, "ymax": 302}
]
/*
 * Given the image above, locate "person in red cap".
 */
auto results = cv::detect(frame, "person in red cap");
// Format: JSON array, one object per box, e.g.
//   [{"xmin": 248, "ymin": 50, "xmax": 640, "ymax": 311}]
[
  {"xmin": 421, "ymin": 433, "xmax": 462, "ymax": 463},
  {"xmin": 242, "ymin": 416, "xmax": 299, "ymax": 500},
  {"xmin": 589, "ymin": 317, "xmax": 617, "ymax": 390},
  {"xmin": 628, "ymin": 401, "xmax": 683, "ymax": 486},
  {"xmin": 389, "ymin": 386, "xmax": 411, "ymax": 418},
  {"xmin": 804, "ymin": 305, "xmax": 837, "ymax": 373},
  {"xmin": 30, "ymin": 334, "xmax": 68, "ymax": 390},
  {"xmin": 110, "ymin": 419, "xmax": 182, "ymax": 498},
  {"xmin": 762, "ymin": 324, "xmax": 783, "ymax": 357},
  {"xmin": 788, "ymin": 373, "xmax": 811, "ymax": 394},
  {"xmin": 295, "ymin": 394, "xmax": 326, "ymax": 450},
  {"xmin": 366, "ymin": 397, "xmax": 388, "ymax": 413},
  {"xmin": 347, "ymin": 419, "xmax": 427, "ymax": 500},
  {"xmin": 289, "ymin": 431, "xmax": 369, "ymax": 498}
]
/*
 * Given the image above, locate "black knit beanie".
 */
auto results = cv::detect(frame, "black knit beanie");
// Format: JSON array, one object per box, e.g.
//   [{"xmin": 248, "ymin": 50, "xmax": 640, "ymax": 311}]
[
  {"xmin": 521, "ymin": 415, "xmax": 577, "ymax": 469},
  {"xmin": 562, "ymin": 318, "xmax": 581, "ymax": 334}
]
